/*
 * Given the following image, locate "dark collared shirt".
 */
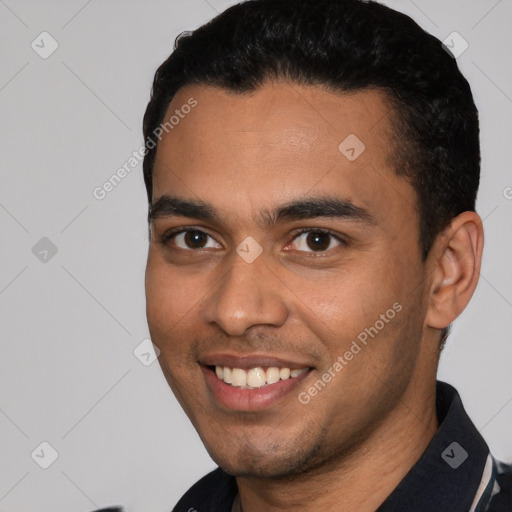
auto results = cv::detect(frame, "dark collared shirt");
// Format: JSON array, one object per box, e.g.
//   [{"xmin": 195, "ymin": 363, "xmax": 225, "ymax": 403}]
[{"xmin": 169, "ymin": 381, "xmax": 512, "ymax": 512}]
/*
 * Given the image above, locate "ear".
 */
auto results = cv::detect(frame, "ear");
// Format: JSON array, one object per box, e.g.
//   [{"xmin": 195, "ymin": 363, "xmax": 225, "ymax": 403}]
[{"xmin": 425, "ymin": 211, "xmax": 484, "ymax": 330}]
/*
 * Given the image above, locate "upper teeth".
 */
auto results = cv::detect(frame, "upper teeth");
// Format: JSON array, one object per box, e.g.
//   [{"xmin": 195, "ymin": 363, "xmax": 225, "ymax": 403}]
[{"xmin": 215, "ymin": 365, "xmax": 307, "ymax": 388}]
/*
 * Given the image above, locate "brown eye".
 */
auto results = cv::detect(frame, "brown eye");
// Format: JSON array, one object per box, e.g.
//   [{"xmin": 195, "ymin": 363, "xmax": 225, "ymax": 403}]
[
  {"xmin": 183, "ymin": 230, "xmax": 209, "ymax": 249},
  {"xmin": 291, "ymin": 230, "xmax": 343, "ymax": 253},
  {"xmin": 162, "ymin": 229, "xmax": 222, "ymax": 250},
  {"xmin": 306, "ymin": 232, "xmax": 331, "ymax": 251}
]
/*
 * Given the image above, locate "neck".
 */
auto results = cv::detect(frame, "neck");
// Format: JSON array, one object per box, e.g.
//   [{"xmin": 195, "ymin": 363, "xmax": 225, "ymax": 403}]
[{"xmin": 236, "ymin": 379, "xmax": 439, "ymax": 512}]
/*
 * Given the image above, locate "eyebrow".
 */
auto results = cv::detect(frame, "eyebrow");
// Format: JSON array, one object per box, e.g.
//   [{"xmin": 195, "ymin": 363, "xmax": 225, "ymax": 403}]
[{"xmin": 148, "ymin": 194, "xmax": 377, "ymax": 227}]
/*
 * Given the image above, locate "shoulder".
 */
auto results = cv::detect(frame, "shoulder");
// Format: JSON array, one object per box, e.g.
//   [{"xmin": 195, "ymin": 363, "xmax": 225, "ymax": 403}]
[{"xmin": 172, "ymin": 467, "xmax": 237, "ymax": 512}]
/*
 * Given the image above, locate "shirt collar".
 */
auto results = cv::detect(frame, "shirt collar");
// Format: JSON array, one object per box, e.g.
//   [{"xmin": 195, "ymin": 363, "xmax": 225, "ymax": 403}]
[{"xmin": 377, "ymin": 380, "xmax": 490, "ymax": 512}]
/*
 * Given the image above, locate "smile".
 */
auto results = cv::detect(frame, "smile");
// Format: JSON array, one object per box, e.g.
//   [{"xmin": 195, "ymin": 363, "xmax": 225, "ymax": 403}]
[
  {"xmin": 200, "ymin": 356, "xmax": 313, "ymax": 411},
  {"xmin": 215, "ymin": 365, "xmax": 308, "ymax": 389}
]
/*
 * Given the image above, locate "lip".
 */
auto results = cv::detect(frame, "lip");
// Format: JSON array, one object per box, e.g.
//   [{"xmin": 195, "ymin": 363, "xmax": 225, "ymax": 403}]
[
  {"xmin": 201, "ymin": 362, "xmax": 312, "ymax": 412},
  {"xmin": 200, "ymin": 352, "xmax": 312, "ymax": 370}
]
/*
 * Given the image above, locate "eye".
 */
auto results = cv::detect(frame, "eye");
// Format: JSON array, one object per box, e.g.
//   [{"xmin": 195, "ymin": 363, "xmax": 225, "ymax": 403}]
[
  {"xmin": 160, "ymin": 228, "xmax": 222, "ymax": 250},
  {"xmin": 289, "ymin": 229, "xmax": 344, "ymax": 253}
]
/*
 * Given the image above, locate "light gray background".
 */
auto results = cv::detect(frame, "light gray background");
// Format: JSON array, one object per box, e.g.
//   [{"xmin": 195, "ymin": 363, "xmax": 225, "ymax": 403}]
[{"xmin": 0, "ymin": 0, "xmax": 511, "ymax": 511}]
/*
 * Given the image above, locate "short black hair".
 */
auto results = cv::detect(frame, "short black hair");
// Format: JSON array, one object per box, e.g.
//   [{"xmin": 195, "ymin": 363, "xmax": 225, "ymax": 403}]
[
  {"xmin": 142, "ymin": 0, "xmax": 481, "ymax": 345},
  {"xmin": 143, "ymin": 0, "xmax": 480, "ymax": 257}
]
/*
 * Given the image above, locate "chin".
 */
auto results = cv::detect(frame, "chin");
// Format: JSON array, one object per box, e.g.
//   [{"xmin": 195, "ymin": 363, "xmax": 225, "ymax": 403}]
[
  {"xmin": 214, "ymin": 455, "xmax": 307, "ymax": 479},
  {"xmin": 203, "ymin": 433, "xmax": 325, "ymax": 480}
]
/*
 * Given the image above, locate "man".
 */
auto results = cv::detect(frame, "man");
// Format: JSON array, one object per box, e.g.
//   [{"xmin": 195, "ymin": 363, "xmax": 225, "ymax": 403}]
[{"xmin": 123, "ymin": 0, "xmax": 512, "ymax": 510}]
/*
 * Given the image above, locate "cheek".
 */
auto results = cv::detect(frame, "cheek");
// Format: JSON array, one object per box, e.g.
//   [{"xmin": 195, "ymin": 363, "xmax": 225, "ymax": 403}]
[
  {"xmin": 145, "ymin": 254, "xmax": 202, "ymax": 349},
  {"xmin": 287, "ymin": 258, "xmax": 422, "ymax": 403},
  {"xmin": 286, "ymin": 261, "xmax": 402, "ymax": 343}
]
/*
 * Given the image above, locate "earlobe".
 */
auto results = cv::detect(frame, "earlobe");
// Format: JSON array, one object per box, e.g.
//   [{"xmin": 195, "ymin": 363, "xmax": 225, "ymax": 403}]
[{"xmin": 426, "ymin": 212, "xmax": 484, "ymax": 330}]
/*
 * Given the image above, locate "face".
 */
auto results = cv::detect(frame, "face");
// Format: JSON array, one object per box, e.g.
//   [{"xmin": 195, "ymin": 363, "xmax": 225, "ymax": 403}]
[{"xmin": 145, "ymin": 82, "xmax": 434, "ymax": 479}]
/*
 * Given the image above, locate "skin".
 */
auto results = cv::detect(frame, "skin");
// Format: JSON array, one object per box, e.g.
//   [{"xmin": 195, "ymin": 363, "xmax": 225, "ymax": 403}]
[{"xmin": 145, "ymin": 82, "xmax": 483, "ymax": 511}]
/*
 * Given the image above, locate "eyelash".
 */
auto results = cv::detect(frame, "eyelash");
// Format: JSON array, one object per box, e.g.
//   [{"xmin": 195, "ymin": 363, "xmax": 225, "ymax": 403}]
[
  {"xmin": 157, "ymin": 226, "xmax": 347, "ymax": 253},
  {"xmin": 290, "ymin": 228, "xmax": 346, "ymax": 252}
]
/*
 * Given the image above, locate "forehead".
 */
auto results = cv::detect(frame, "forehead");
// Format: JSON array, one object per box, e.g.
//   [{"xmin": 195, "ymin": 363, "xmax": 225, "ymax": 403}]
[
  {"xmin": 151, "ymin": 82, "xmax": 417, "ymax": 230},
  {"xmin": 157, "ymin": 81, "xmax": 393, "ymax": 163}
]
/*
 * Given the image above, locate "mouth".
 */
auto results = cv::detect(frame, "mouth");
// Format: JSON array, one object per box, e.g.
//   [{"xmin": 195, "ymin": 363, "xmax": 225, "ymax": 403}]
[
  {"xmin": 199, "ymin": 355, "xmax": 313, "ymax": 411},
  {"xmin": 212, "ymin": 365, "xmax": 308, "ymax": 389}
]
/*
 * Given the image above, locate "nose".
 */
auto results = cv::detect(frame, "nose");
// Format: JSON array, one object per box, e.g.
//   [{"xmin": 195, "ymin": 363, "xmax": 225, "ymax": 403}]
[{"xmin": 202, "ymin": 250, "xmax": 289, "ymax": 336}]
